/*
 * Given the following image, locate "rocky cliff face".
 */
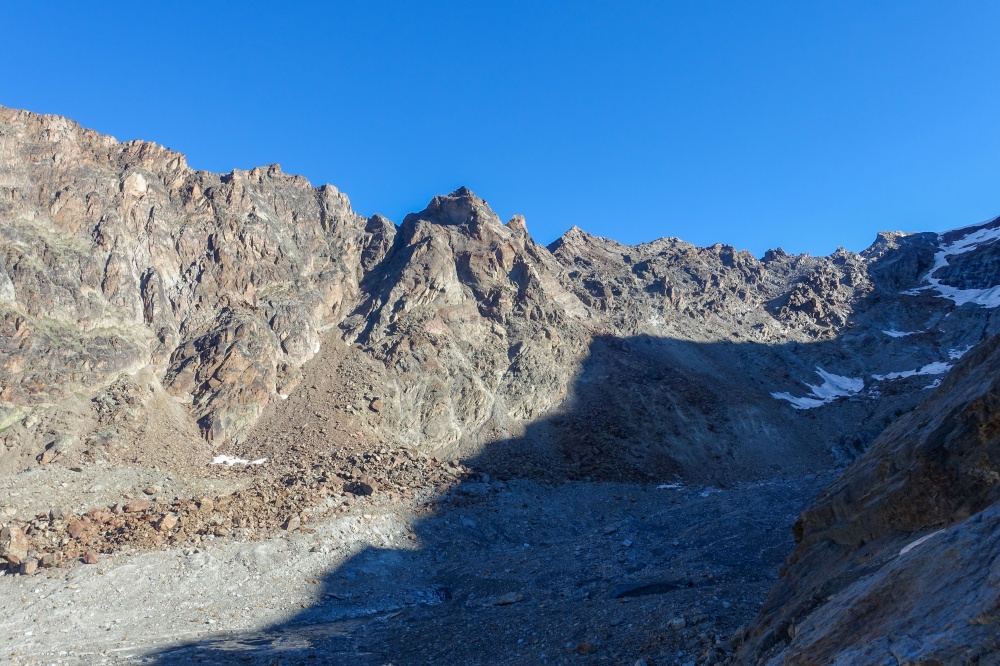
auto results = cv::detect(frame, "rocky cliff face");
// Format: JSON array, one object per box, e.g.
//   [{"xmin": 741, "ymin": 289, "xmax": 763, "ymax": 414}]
[
  {"xmin": 2, "ymin": 104, "xmax": 1000, "ymax": 487},
  {"xmin": 737, "ymin": 331, "xmax": 1000, "ymax": 664},
  {"xmin": 0, "ymin": 107, "xmax": 392, "ymax": 472},
  {"xmin": 337, "ymin": 189, "xmax": 592, "ymax": 455}
]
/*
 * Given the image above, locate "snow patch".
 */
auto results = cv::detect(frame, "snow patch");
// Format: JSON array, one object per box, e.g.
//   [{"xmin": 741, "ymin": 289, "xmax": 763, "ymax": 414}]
[
  {"xmin": 948, "ymin": 345, "xmax": 973, "ymax": 360},
  {"xmin": 905, "ymin": 223, "xmax": 1000, "ymax": 307},
  {"xmin": 882, "ymin": 329, "xmax": 921, "ymax": 338},
  {"xmin": 656, "ymin": 483, "xmax": 684, "ymax": 490},
  {"xmin": 771, "ymin": 368, "xmax": 864, "ymax": 410},
  {"xmin": 211, "ymin": 455, "xmax": 267, "ymax": 466},
  {"xmin": 899, "ymin": 529, "xmax": 945, "ymax": 556},
  {"xmin": 924, "ymin": 379, "xmax": 942, "ymax": 390},
  {"xmin": 872, "ymin": 361, "xmax": 952, "ymax": 381}
]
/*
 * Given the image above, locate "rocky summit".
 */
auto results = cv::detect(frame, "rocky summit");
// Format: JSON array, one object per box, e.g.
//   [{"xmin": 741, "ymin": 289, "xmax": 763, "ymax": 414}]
[{"xmin": 2, "ymin": 105, "xmax": 1000, "ymax": 664}]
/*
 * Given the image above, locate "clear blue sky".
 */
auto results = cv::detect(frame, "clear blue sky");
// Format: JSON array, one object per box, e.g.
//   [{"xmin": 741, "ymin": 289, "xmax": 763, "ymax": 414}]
[{"xmin": 3, "ymin": 2, "xmax": 999, "ymax": 257}]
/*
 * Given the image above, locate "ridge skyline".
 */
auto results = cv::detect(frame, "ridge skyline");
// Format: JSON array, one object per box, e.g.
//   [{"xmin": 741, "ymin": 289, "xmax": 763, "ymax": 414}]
[{"xmin": 2, "ymin": 103, "xmax": 991, "ymax": 264}]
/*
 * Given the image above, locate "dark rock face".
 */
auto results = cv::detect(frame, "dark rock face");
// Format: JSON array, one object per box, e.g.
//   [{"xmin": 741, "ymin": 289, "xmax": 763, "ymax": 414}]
[
  {"xmin": 737, "ymin": 334, "xmax": 1000, "ymax": 664},
  {"xmin": 862, "ymin": 230, "xmax": 939, "ymax": 292},
  {"xmin": 935, "ymin": 235, "xmax": 1000, "ymax": 290}
]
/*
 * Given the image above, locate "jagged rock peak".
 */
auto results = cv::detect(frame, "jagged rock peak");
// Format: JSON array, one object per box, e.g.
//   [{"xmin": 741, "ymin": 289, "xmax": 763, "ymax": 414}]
[
  {"xmin": 560, "ymin": 225, "xmax": 597, "ymax": 241},
  {"xmin": 547, "ymin": 225, "xmax": 622, "ymax": 254},
  {"xmin": 762, "ymin": 247, "xmax": 788, "ymax": 262},
  {"xmin": 401, "ymin": 186, "xmax": 503, "ymax": 232},
  {"xmin": 505, "ymin": 214, "xmax": 528, "ymax": 234}
]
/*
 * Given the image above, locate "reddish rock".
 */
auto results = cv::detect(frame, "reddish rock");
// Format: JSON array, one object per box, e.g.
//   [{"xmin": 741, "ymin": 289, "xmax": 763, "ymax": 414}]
[
  {"xmin": 124, "ymin": 499, "xmax": 151, "ymax": 513},
  {"xmin": 81, "ymin": 551, "xmax": 99, "ymax": 565},
  {"xmin": 157, "ymin": 513, "xmax": 178, "ymax": 532},
  {"xmin": 0, "ymin": 525, "xmax": 29, "ymax": 561},
  {"xmin": 67, "ymin": 518, "xmax": 91, "ymax": 538},
  {"xmin": 85, "ymin": 509, "xmax": 114, "ymax": 524},
  {"xmin": 282, "ymin": 515, "xmax": 301, "ymax": 531}
]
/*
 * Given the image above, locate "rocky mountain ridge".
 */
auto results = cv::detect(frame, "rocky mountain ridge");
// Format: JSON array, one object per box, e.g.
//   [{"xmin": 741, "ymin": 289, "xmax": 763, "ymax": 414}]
[
  {"xmin": 4, "ymin": 105, "xmax": 1000, "ymax": 663},
  {"xmin": 3, "ymin": 105, "xmax": 998, "ymax": 487}
]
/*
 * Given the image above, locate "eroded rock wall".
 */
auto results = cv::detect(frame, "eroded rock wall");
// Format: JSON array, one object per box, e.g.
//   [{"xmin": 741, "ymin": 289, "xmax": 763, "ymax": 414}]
[{"xmin": 0, "ymin": 107, "xmax": 387, "ymax": 451}]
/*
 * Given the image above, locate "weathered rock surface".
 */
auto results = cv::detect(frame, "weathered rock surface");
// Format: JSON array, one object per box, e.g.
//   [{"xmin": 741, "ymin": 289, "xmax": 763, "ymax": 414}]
[
  {"xmin": 537, "ymin": 221, "xmax": 1000, "ymax": 481},
  {"xmin": 3, "ymin": 105, "xmax": 1000, "ymax": 486},
  {"xmin": 738, "ymin": 332, "xmax": 1000, "ymax": 664},
  {"xmin": 0, "ymin": 523, "xmax": 28, "ymax": 563},
  {"xmin": 0, "ymin": 105, "xmax": 390, "ymax": 462},
  {"xmin": 338, "ymin": 188, "xmax": 592, "ymax": 455},
  {"xmin": 3, "ymin": 105, "xmax": 1000, "ymax": 481}
]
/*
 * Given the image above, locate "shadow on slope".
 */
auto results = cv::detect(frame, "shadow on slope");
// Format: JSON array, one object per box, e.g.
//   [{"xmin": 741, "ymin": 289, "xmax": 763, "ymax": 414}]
[
  {"xmin": 143, "ymin": 467, "xmax": 829, "ymax": 665},
  {"xmin": 474, "ymin": 333, "xmax": 905, "ymax": 485},
  {"xmin": 137, "ymin": 224, "xmax": 1000, "ymax": 663},
  {"xmin": 137, "ymin": 323, "xmax": 951, "ymax": 665}
]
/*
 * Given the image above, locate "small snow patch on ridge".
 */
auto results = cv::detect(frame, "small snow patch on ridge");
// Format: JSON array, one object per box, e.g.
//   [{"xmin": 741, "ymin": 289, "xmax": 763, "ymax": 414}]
[
  {"xmin": 872, "ymin": 362, "xmax": 952, "ymax": 382},
  {"xmin": 948, "ymin": 345, "xmax": 973, "ymax": 360},
  {"xmin": 899, "ymin": 529, "xmax": 945, "ymax": 556},
  {"xmin": 212, "ymin": 455, "xmax": 267, "ymax": 466},
  {"xmin": 882, "ymin": 329, "xmax": 920, "ymax": 338},
  {"xmin": 905, "ymin": 222, "xmax": 1000, "ymax": 307},
  {"xmin": 771, "ymin": 368, "xmax": 864, "ymax": 410}
]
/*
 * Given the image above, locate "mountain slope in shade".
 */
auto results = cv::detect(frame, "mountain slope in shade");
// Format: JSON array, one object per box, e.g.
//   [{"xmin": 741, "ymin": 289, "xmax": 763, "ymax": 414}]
[{"xmin": 737, "ymin": 331, "xmax": 1000, "ymax": 664}]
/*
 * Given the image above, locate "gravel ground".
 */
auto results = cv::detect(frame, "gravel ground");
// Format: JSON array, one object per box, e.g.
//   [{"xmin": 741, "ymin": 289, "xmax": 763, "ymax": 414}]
[
  {"xmin": 0, "ymin": 465, "xmax": 247, "ymax": 520},
  {"xmin": 1, "ymin": 473, "xmax": 829, "ymax": 666}
]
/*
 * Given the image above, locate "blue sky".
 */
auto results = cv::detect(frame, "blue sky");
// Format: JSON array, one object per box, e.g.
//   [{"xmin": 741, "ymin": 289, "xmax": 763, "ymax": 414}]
[{"xmin": 3, "ymin": 2, "xmax": 999, "ymax": 256}]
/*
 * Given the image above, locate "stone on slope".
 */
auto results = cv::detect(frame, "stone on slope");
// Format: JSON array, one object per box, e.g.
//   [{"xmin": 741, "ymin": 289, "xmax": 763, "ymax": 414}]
[{"xmin": 0, "ymin": 524, "xmax": 29, "ymax": 562}]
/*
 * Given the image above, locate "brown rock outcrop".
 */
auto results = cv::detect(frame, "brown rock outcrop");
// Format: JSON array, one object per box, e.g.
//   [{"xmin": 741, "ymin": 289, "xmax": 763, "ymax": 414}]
[
  {"xmin": 0, "ymin": 524, "xmax": 29, "ymax": 563},
  {"xmin": 339, "ymin": 187, "xmax": 592, "ymax": 454},
  {"xmin": 0, "ymin": 106, "xmax": 392, "ymax": 449}
]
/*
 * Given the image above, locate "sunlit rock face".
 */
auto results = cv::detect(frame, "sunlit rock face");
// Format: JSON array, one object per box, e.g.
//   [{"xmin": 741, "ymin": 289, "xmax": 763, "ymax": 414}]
[
  {"xmin": 0, "ymin": 106, "xmax": 388, "ymax": 455},
  {"xmin": 2, "ymin": 104, "xmax": 1000, "ymax": 486}
]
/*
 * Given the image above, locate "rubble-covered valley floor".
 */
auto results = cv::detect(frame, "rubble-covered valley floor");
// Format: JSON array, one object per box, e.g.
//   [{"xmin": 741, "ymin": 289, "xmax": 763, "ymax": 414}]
[{"xmin": 2, "ymin": 466, "xmax": 828, "ymax": 666}]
